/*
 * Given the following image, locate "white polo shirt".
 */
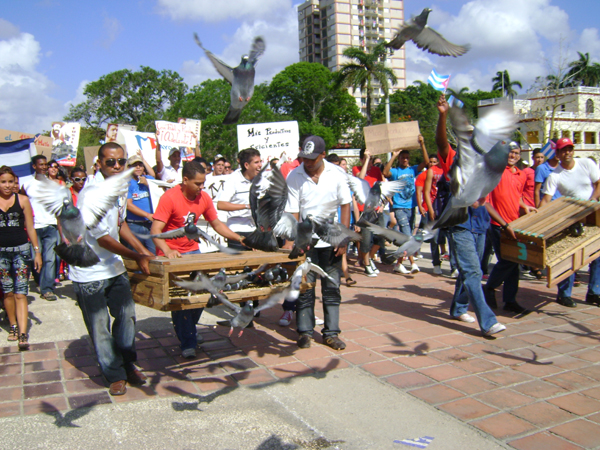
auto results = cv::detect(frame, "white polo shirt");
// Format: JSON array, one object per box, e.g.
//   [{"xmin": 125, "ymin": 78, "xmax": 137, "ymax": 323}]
[
  {"xmin": 286, "ymin": 160, "xmax": 352, "ymax": 247},
  {"xmin": 218, "ymin": 169, "xmax": 255, "ymax": 232},
  {"xmin": 159, "ymin": 165, "xmax": 182, "ymax": 184}
]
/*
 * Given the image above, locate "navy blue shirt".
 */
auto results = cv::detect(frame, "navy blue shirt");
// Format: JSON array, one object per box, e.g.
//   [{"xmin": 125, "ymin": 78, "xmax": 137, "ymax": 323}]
[{"xmin": 456, "ymin": 206, "xmax": 490, "ymax": 234}]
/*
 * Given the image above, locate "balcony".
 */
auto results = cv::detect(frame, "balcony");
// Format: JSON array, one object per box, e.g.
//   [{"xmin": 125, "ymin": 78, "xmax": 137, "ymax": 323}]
[{"xmin": 519, "ymin": 111, "xmax": 600, "ymax": 120}]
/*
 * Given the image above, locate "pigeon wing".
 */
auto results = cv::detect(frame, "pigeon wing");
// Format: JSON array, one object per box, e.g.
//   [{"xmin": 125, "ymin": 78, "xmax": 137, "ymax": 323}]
[
  {"xmin": 273, "ymin": 213, "xmax": 298, "ymax": 241},
  {"xmin": 473, "ymin": 102, "xmax": 518, "ymax": 153},
  {"xmin": 194, "ymin": 228, "xmax": 240, "ymax": 255},
  {"xmin": 254, "ymin": 288, "xmax": 288, "ymax": 313},
  {"xmin": 316, "ymin": 221, "xmax": 361, "ymax": 249},
  {"xmin": 248, "ymin": 36, "xmax": 266, "ymax": 66},
  {"xmin": 346, "ymin": 174, "xmax": 370, "ymax": 204},
  {"xmin": 365, "ymin": 221, "xmax": 411, "ymax": 245},
  {"xmin": 386, "ymin": 22, "xmax": 421, "ymax": 50},
  {"xmin": 449, "ymin": 107, "xmax": 482, "ymax": 197},
  {"xmin": 26, "ymin": 178, "xmax": 72, "ymax": 216},
  {"xmin": 78, "ymin": 169, "xmax": 133, "ymax": 229},
  {"xmin": 149, "ymin": 228, "xmax": 186, "ymax": 240},
  {"xmin": 214, "ymin": 292, "xmax": 241, "ymax": 313},
  {"xmin": 194, "ymin": 33, "xmax": 234, "ymax": 85},
  {"xmin": 307, "ymin": 262, "xmax": 339, "ymax": 287},
  {"xmin": 412, "ymin": 26, "xmax": 470, "ymax": 57},
  {"xmin": 380, "ymin": 179, "xmax": 407, "ymax": 197}
]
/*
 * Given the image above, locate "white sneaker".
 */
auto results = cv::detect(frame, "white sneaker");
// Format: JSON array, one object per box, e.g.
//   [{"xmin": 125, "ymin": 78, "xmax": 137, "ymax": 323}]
[
  {"xmin": 394, "ymin": 263, "xmax": 410, "ymax": 274},
  {"xmin": 484, "ymin": 323, "xmax": 506, "ymax": 337},
  {"xmin": 433, "ymin": 265, "xmax": 443, "ymax": 275},
  {"xmin": 455, "ymin": 313, "xmax": 476, "ymax": 323},
  {"xmin": 369, "ymin": 259, "xmax": 380, "ymax": 274},
  {"xmin": 450, "ymin": 269, "xmax": 459, "ymax": 278},
  {"xmin": 364, "ymin": 265, "xmax": 377, "ymax": 277},
  {"xmin": 279, "ymin": 310, "xmax": 294, "ymax": 327},
  {"xmin": 315, "ymin": 316, "xmax": 324, "ymax": 326},
  {"xmin": 410, "ymin": 263, "xmax": 420, "ymax": 274}
]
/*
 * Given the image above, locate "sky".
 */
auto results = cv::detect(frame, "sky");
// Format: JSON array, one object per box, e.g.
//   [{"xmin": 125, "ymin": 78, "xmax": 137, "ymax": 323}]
[{"xmin": 1, "ymin": 0, "xmax": 599, "ymax": 135}]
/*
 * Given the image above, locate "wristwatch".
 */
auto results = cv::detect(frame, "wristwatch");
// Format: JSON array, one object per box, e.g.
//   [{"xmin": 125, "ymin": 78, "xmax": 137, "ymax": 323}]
[
  {"xmin": 500, "ymin": 223, "xmax": 509, "ymax": 231},
  {"xmin": 33, "ymin": 246, "xmax": 41, "ymax": 253}
]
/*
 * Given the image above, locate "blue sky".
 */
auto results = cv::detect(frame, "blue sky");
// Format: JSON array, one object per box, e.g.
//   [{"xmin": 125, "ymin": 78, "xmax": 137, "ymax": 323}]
[{"xmin": 1, "ymin": 0, "xmax": 598, "ymax": 134}]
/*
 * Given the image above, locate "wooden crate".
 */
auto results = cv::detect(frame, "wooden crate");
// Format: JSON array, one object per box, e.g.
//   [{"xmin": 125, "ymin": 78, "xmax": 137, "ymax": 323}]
[
  {"xmin": 500, "ymin": 197, "xmax": 600, "ymax": 287},
  {"xmin": 124, "ymin": 251, "xmax": 305, "ymax": 311}
]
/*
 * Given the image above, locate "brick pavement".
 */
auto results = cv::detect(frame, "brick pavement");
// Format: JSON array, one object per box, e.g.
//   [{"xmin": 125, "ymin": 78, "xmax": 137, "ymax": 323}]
[{"xmin": 2, "ymin": 261, "xmax": 600, "ymax": 449}]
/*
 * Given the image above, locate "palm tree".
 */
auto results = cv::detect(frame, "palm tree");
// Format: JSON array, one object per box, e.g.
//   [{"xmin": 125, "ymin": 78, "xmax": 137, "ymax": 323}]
[
  {"xmin": 491, "ymin": 70, "xmax": 523, "ymax": 98},
  {"xmin": 566, "ymin": 52, "xmax": 600, "ymax": 87},
  {"xmin": 446, "ymin": 86, "xmax": 469, "ymax": 99},
  {"xmin": 335, "ymin": 43, "xmax": 397, "ymax": 125}
]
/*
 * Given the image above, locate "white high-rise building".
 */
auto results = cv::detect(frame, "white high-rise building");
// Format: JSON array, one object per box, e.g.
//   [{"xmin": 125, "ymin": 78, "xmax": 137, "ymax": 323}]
[{"xmin": 297, "ymin": 0, "xmax": 406, "ymax": 116}]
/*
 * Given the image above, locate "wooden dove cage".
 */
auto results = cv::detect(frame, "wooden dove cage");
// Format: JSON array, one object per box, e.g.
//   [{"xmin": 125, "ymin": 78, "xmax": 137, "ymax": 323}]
[
  {"xmin": 500, "ymin": 197, "xmax": 600, "ymax": 287},
  {"xmin": 124, "ymin": 251, "xmax": 305, "ymax": 311}
]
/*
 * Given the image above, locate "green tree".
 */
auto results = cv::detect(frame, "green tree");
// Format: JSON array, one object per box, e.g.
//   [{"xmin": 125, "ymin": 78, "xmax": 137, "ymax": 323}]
[
  {"xmin": 335, "ymin": 43, "xmax": 397, "ymax": 125},
  {"xmin": 266, "ymin": 62, "xmax": 362, "ymax": 145},
  {"xmin": 492, "ymin": 70, "xmax": 523, "ymax": 98},
  {"xmin": 566, "ymin": 52, "xmax": 600, "ymax": 87},
  {"xmin": 65, "ymin": 66, "xmax": 188, "ymax": 131}
]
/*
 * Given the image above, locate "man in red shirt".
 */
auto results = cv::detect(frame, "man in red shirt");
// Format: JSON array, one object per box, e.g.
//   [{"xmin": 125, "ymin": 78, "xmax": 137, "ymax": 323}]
[
  {"xmin": 483, "ymin": 143, "xmax": 536, "ymax": 315},
  {"xmin": 151, "ymin": 161, "xmax": 244, "ymax": 358}
]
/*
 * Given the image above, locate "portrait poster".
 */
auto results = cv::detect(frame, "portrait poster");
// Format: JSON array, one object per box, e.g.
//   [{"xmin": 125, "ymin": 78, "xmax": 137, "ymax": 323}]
[{"xmin": 50, "ymin": 121, "xmax": 80, "ymax": 166}]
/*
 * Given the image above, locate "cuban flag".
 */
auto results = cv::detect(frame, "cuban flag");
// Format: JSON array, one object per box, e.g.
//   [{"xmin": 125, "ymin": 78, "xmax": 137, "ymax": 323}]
[
  {"xmin": 0, "ymin": 137, "xmax": 37, "ymax": 187},
  {"xmin": 427, "ymin": 69, "xmax": 450, "ymax": 91},
  {"xmin": 447, "ymin": 95, "xmax": 464, "ymax": 108},
  {"xmin": 540, "ymin": 140, "xmax": 556, "ymax": 160}
]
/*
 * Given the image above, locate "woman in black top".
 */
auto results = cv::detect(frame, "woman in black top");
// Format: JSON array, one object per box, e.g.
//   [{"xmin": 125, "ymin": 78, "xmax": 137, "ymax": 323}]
[{"xmin": 0, "ymin": 166, "xmax": 42, "ymax": 349}]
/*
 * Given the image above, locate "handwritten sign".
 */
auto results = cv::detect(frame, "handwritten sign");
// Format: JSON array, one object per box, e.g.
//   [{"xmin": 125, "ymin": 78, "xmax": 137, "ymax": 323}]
[
  {"xmin": 0, "ymin": 129, "xmax": 52, "ymax": 160},
  {"xmin": 237, "ymin": 121, "xmax": 299, "ymax": 164},
  {"xmin": 363, "ymin": 121, "xmax": 421, "ymax": 155},
  {"xmin": 51, "ymin": 122, "xmax": 80, "ymax": 167},
  {"xmin": 155, "ymin": 120, "xmax": 199, "ymax": 161}
]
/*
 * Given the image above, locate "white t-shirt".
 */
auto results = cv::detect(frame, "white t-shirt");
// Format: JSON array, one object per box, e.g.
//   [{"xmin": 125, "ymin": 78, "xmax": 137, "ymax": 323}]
[
  {"xmin": 218, "ymin": 169, "xmax": 255, "ymax": 232},
  {"xmin": 23, "ymin": 177, "xmax": 57, "ymax": 229},
  {"xmin": 69, "ymin": 172, "xmax": 127, "ymax": 282},
  {"xmin": 286, "ymin": 160, "xmax": 353, "ymax": 247},
  {"xmin": 159, "ymin": 165, "xmax": 182, "ymax": 184},
  {"xmin": 543, "ymin": 158, "xmax": 600, "ymax": 200}
]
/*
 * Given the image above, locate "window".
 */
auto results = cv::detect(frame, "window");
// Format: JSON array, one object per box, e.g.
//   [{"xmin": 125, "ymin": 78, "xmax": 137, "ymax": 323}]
[
  {"xmin": 586, "ymin": 99, "xmax": 595, "ymax": 114},
  {"xmin": 574, "ymin": 131, "xmax": 582, "ymax": 144},
  {"xmin": 585, "ymin": 131, "xmax": 596, "ymax": 144},
  {"xmin": 560, "ymin": 104, "xmax": 566, "ymax": 111}
]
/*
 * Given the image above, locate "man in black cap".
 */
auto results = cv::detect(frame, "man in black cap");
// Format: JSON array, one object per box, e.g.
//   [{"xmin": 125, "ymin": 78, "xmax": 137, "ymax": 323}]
[{"xmin": 283, "ymin": 136, "xmax": 353, "ymax": 350}]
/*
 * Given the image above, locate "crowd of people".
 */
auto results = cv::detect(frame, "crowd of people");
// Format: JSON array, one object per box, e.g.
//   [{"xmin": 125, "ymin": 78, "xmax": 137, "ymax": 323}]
[{"xmin": 2, "ymin": 92, "xmax": 599, "ymax": 397}]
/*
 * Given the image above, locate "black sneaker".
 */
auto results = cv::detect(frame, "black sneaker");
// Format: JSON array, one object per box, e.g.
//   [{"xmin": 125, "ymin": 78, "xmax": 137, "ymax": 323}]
[
  {"xmin": 483, "ymin": 286, "xmax": 497, "ymax": 309},
  {"xmin": 298, "ymin": 334, "xmax": 312, "ymax": 348},
  {"xmin": 586, "ymin": 293, "xmax": 600, "ymax": 306},
  {"xmin": 503, "ymin": 302, "xmax": 531, "ymax": 315},
  {"xmin": 557, "ymin": 296, "xmax": 577, "ymax": 308},
  {"xmin": 323, "ymin": 335, "xmax": 346, "ymax": 350}
]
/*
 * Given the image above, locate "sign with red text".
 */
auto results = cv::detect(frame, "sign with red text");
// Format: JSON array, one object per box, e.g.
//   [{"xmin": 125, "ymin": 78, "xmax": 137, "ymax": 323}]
[
  {"xmin": 0, "ymin": 129, "xmax": 53, "ymax": 160},
  {"xmin": 50, "ymin": 122, "xmax": 80, "ymax": 166},
  {"xmin": 237, "ymin": 121, "xmax": 299, "ymax": 164},
  {"xmin": 155, "ymin": 120, "xmax": 199, "ymax": 161}
]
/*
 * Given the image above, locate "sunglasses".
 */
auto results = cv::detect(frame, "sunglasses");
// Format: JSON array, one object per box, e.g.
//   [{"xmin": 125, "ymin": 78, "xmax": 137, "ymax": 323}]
[
  {"xmin": 72, "ymin": 177, "xmax": 85, "ymax": 182},
  {"xmin": 49, "ymin": 165, "xmax": 59, "ymax": 169},
  {"xmin": 224, "ymin": 165, "xmax": 232, "ymax": 169},
  {"xmin": 103, "ymin": 158, "xmax": 127, "ymax": 167}
]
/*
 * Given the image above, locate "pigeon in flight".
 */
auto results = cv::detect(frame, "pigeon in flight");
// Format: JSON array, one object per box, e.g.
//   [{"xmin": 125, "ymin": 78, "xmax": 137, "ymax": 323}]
[
  {"xmin": 194, "ymin": 33, "xmax": 265, "ymax": 125},
  {"xmin": 386, "ymin": 8, "xmax": 470, "ymax": 57},
  {"xmin": 294, "ymin": 257, "xmax": 339, "ymax": 287},
  {"xmin": 346, "ymin": 174, "xmax": 406, "ymax": 224},
  {"xmin": 363, "ymin": 220, "xmax": 437, "ymax": 260},
  {"xmin": 27, "ymin": 169, "xmax": 134, "ymax": 267},
  {"xmin": 434, "ymin": 103, "xmax": 517, "ymax": 229},
  {"xmin": 137, "ymin": 212, "xmax": 238, "ymax": 254}
]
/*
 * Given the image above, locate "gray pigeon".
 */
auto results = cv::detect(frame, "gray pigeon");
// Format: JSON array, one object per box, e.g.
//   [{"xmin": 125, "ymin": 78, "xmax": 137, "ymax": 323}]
[
  {"xmin": 363, "ymin": 221, "xmax": 411, "ymax": 247},
  {"xmin": 346, "ymin": 174, "xmax": 405, "ymax": 224},
  {"xmin": 386, "ymin": 8, "xmax": 470, "ymax": 57},
  {"xmin": 176, "ymin": 264, "xmax": 268, "ymax": 293},
  {"xmin": 390, "ymin": 227, "xmax": 439, "ymax": 260},
  {"xmin": 27, "ymin": 169, "xmax": 134, "ymax": 267},
  {"xmin": 294, "ymin": 257, "xmax": 339, "ymax": 287},
  {"xmin": 194, "ymin": 33, "xmax": 265, "ymax": 125},
  {"xmin": 137, "ymin": 212, "xmax": 238, "ymax": 254},
  {"xmin": 434, "ymin": 103, "xmax": 517, "ymax": 229}
]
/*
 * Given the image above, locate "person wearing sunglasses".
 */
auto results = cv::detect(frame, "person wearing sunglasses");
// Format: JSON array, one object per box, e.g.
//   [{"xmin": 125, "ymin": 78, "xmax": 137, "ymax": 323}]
[
  {"xmin": 69, "ymin": 167, "xmax": 87, "ymax": 207},
  {"xmin": 69, "ymin": 142, "xmax": 155, "ymax": 396}
]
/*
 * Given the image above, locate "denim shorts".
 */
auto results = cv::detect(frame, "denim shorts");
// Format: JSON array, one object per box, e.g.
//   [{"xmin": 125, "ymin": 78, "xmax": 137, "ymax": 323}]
[
  {"xmin": 393, "ymin": 208, "xmax": 414, "ymax": 236},
  {"xmin": 0, "ymin": 243, "xmax": 31, "ymax": 295}
]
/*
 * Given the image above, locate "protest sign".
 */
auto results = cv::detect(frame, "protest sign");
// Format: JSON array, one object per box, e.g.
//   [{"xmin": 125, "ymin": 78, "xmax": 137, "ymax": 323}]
[
  {"xmin": 120, "ymin": 130, "xmax": 160, "ymax": 166},
  {"xmin": 177, "ymin": 118, "xmax": 201, "ymax": 161},
  {"xmin": 155, "ymin": 120, "xmax": 199, "ymax": 161},
  {"xmin": 50, "ymin": 122, "xmax": 80, "ymax": 166},
  {"xmin": 83, "ymin": 146, "xmax": 100, "ymax": 176},
  {"xmin": 237, "ymin": 121, "xmax": 299, "ymax": 164},
  {"xmin": 0, "ymin": 129, "xmax": 52, "ymax": 159},
  {"xmin": 363, "ymin": 121, "xmax": 421, "ymax": 155},
  {"xmin": 107, "ymin": 124, "xmax": 137, "ymax": 145}
]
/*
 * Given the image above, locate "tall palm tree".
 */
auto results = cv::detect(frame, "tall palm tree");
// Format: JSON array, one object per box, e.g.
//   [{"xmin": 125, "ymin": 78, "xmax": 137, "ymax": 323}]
[
  {"xmin": 566, "ymin": 52, "xmax": 600, "ymax": 87},
  {"xmin": 491, "ymin": 70, "xmax": 523, "ymax": 98},
  {"xmin": 446, "ymin": 86, "xmax": 469, "ymax": 98},
  {"xmin": 335, "ymin": 43, "xmax": 397, "ymax": 125}
]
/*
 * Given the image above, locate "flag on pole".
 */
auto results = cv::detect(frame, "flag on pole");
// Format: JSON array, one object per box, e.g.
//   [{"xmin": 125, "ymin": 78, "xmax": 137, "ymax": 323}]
[
  {"xmin": 447, "ymin": 95, "xmax": 464, "ymax": 108},
  {"xmin": 0, "ymin": 137, "xmax": 37, "ymax": 187},
  {"xmin": 540, "ymin": 140, "xmax": 556, "ymax": 160},
  {"xmin": 427, "ymin": 69, "xmax": 450, "ymax": 91}
]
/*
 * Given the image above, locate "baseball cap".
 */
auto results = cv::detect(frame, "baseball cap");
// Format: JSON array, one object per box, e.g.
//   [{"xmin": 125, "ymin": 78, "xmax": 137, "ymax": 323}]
[
  {"xmin": 299, "ymin": 135, "xmax": 326, "ymax": 160},
  {"xmin": 556, "ymin": 137, "xmax": 574, "ymax": 150},
  {"xmin": 127, "ymin": 154, "xmax": 143, "ymax": 166},
  {"xmin": 169, "ymin": 147, "xmax": 181, "ymax": 157}
]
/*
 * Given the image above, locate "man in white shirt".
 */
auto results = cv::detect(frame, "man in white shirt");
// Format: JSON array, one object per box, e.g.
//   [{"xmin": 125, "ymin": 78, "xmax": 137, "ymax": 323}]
[
  {"xmin": 70, "ymin": 142, "xmax": 155, "ymax": 396},
  {"xmin": 541, "ymin": 137, "xmax": 600, "ymax": 308},
  {"xmin": 22, "ymin": 155, "xmax": 59, "ymax": 301},
  {"xmin": 204, "ymin": 156, "xmax": 229, "ymax": 222},
  {"xmin": 155, "ymin": 143, "xmax": 182, "ymax": 184},
  {"xmin": 284, "ymin": 136, "xmax": 352, "ymax": 350}
]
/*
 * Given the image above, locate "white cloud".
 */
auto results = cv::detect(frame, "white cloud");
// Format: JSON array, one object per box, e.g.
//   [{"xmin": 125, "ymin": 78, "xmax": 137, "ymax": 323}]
[
  {"xmin": 100, "ymin": 16, "xmax": 123, "ymax": 49},
  {"xmin": 578, "ymin": 28, "xmax": 600, "ymax": 61},
  {"xmin": 0, "ymin": 27, "xmax": 64, "ymax": 133},
  {"xmin": 180, "ymin": 6, "xmax": 299, "ymax": 88},
  {"xmin": 156, "ymin": 0, "xmax": 292, "ymax": 22}
]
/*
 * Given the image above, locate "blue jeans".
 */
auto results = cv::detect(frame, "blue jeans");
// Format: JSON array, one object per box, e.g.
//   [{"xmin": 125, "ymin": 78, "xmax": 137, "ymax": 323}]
[
  {"xmin": 448, "ymin": 227, "xmax": 498, "ymax": 333},
  {"xmin": 73, "ymin": 273, "xmax": 137, "ymax": 383},
  {"xmin": 487, "ymin": 225, "xmax": 519, "ymax": 305},
  {"xmin": 392, "ymin": 208, "xmax": 413, "ymax": 236},
  {"xmin": 34, "ymin": 225, "xmax": 58, "ymax": 295},
  {"xmin": 558, "ymin": 259, "xmax": 600, "ymax": 298},
  {"xmin": 127, "ymin": 221, "xmax": 156, "ymax": 255},
  {"xmin": 419, "ymin": 214, "xmax": 441, "ymax": 266},
  {"xmin": 0, "ymin": 243, "xmax": 31, "ymax": 294},
  {"xmin": 171, "ymin": 249, "xmax": 203, "ymax": 351},
  {"xmin": 297, "ymin": 244, "xmax": 342, "ymax": 338}
]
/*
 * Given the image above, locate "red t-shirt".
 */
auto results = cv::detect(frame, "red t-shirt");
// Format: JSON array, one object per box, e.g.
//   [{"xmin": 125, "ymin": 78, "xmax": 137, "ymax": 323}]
[
  {"xmin": 488, "ymin": 166, "xmax": 526, "ymax": 226},
  {"xmin": 352, "ymin": 165, "xmax": 383, "ymax": 212},
  {"xmin": 522, "ymin": 167, "xmax": 535, "ymax": 207},
  {"xmin": 415, "ymin": 171, "xmax": 427, "ymax": 211},
  {"xmin": 152, "ymin": 185, "xmax": 218, "ymax": 255},
  {"xmin": 280, "ymin": 159, "xmax": 301, "ymax": 179},
  {"xmin": 437, "ymin": 145, "xmax": 456, "ymax": 180}
]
